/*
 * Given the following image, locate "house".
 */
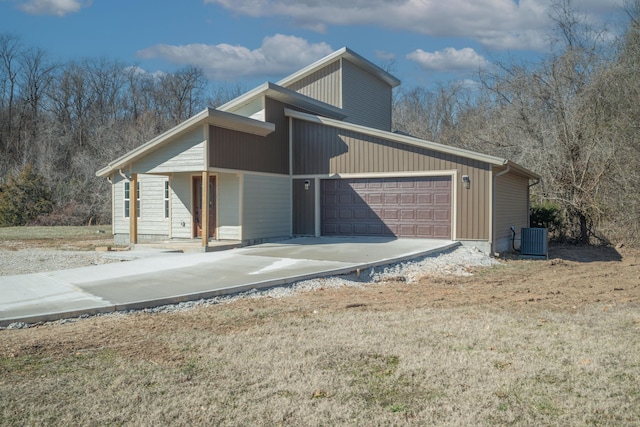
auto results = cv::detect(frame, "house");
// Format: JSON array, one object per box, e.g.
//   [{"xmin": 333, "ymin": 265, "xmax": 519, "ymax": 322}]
[{"xmin": 96, "ymin": 47, "xmax": 539, "ymax": 254}]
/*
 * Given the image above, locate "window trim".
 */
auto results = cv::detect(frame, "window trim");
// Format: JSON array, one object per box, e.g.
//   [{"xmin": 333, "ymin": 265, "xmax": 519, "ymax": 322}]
[
  {"xmin": 164, "ymin": 179, "xmax": 170, "ymax": 219},
  {"xmin": 124, "ymin": 181, "xmax": 141, "ymax": 218}
]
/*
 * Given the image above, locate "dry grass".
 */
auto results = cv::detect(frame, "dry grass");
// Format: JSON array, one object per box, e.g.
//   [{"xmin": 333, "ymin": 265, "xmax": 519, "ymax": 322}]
[
  {"xmin": 0, "ymin": 225, "xmax": 112, "ymax": 250},
  {"xmin": 1, "ymin": 244, "xmax": 640, "ymax": 426},
  {"xmin": 0, "ymin": 237, "xmax": 640, "ymax": 426}
]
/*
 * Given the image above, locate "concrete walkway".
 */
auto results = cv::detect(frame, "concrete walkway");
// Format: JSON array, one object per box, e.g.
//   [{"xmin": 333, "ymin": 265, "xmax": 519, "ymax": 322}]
[{"xmin": 0, "ymin": 237, "xmax": 457, "ymax": 326}]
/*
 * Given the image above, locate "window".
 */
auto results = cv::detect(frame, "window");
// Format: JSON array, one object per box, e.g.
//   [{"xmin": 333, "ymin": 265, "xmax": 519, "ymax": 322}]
[
  {"xmin": 164, "ymin": 180, "xmax": 170, "ymax": 218},
  {"xmin": 124, "ymin": 181, "xmax": 140, "ymax": 218}
]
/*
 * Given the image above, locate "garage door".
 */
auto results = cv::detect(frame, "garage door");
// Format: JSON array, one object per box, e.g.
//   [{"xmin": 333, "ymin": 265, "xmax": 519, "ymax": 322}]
[{"xmin": 321, "ymin": 176, "xmax": 451, "ymax": 238}]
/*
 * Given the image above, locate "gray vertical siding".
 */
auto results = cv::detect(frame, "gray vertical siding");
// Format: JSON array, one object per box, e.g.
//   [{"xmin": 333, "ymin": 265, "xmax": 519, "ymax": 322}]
[
  {"xmin": 342, "ymin": 59, "xmax": 393, "ymax": 131},
  {"xmin": 292, "ymin": 178, "xmax": 316, "ymax": 235},
  {"xmin": 209, "ymin": 97, "xmax": 289, "ymax": 174},
  {"xmin": 283, "ymin": 60, "xmax": 342, "ymax": 108},
  {"xmin": 242, "ymin": 174, "xmax": 291, "ymax": 240},
  {"xmin": 292, "ymin": 120, "xmax": 491, "ymax": 240},
  {"xmin": 494, "ymin": 171, "xmax": 530, "ymax": 252}
]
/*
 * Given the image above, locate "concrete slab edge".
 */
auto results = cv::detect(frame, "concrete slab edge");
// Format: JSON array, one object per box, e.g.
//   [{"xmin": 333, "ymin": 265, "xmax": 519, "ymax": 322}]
[{"xmin": 0, "ymin": 242, "xmax": 460, "ymax": 328}]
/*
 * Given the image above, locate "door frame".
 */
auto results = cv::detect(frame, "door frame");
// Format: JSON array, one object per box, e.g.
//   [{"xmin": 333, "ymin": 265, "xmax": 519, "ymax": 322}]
[{"xmin": 192, "ymin": 175, "xmax": 216, "ymax": 239}]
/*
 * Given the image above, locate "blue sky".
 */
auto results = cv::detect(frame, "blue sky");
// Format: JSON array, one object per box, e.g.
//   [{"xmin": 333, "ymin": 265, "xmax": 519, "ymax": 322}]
[{"xmin": 0, "ymin": 0, "xmax": 626, "ymax": 91}]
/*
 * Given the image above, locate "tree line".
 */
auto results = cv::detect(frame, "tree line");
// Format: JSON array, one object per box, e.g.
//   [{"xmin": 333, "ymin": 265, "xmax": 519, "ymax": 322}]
[
  {"xmin": 0, "ymin": 37, "xmax": 241, "ymax": 226},
  {"xmin": 393, "ymin": 1, "xmax": 640, "ymax": 246},
  {"xmin": 1, "ymin": 0, "xmax": 639, "ymax": 247}
]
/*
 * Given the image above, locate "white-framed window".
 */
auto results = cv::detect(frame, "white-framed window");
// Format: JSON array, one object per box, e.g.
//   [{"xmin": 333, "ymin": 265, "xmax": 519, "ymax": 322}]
[
  {"xmin": 164, "ymin": 180, "xmax": 170, "ymax": 219},
  {"xmin": 124, "ymin": 181, "xmax": 140, "ymax": 218}
]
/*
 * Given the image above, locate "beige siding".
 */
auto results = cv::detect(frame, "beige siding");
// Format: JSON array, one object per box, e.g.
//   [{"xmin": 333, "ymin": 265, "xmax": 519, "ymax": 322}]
[
  {"xmin": 342, "ymin": 59, "xmax": 393, "ymax": 131},
  {"xmin": 494, "ymin": 172, "xmax": 530, "ymax": 253},
  {"xmin": 283, "ymin": 60, "xmax": 342, "ymax": 108},
  {"xmin": 292, "ymin": 120, "xmax": 491, "ymax": 240},
  {"xmin": 113, "ymin": 174, "xmax": 170, "ymax": 238},
  {"xmin": 217, "ymin": 173, "xmax": 241, "ymax": 240},
  {"xmin": 113, "ymin": 173, "xmax": 128, "ymax": 235},
  {"xmin": 137, "ymin": 175, "xmax": 169, "ymax": 235},
  {"xmin": 170, "ymin": 173, "xmax": 193, "ymax": 239},
  {"xmin": 242, "ymin": 174, "xmax": 291, "ymax": 240},
  {"xmin": 133, "ymin": 127, "xmax": 205, "ymax": 174}
]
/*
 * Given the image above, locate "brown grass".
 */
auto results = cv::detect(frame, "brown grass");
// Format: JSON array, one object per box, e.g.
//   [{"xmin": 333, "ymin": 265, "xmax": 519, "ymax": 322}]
[
  {"xmin": 1, "ymin": 244, "xmax": 640, "ymax": 426},
  {"xmin": 0, "ymin": 225, "xmax": 113, "ymax": 250}
]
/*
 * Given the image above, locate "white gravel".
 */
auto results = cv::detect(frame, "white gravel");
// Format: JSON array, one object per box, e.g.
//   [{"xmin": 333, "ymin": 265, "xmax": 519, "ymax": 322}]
[
  {"xmin": 1, "ymin": 245, "xmax": 500, "ymax": 328},
  {"xmin": 109, "ymin": 245, "xmax": 499, "ymax": 315},
  {"xmin": 0, "ymin": 249, "xmax": 125, "ymax": 276}
]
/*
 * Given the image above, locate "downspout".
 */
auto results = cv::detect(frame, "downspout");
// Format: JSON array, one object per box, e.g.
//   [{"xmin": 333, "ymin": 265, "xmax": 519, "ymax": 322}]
[
  {"xmin": 119, "ymin": 169, "xmax": 130, "ymax": 181},
  {"xmin": 527, "ymin": 177, "xmax": 541, "ymax": 228},
  {"xmin": 491, "ymin": 165, "xmax": 511, "ymax": 254}
]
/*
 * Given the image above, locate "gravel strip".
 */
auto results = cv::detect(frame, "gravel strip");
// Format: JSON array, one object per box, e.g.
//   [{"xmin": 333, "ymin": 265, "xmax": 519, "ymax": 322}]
[
  {"xmin": 2, "ymin": 245, "xmax": 499, "ymax": 329},
  {"xmin": 0, "ymin": 249, "xmax": 124, "ymax": 276},
  {"xmin": 0, "ymin": 249, "xmax": 125, "ymax": 276}
]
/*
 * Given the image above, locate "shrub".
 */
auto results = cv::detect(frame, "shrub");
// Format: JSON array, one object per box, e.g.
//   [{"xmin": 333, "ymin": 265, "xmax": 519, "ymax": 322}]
[
  {"xmin": 530, "ymin": 201, "xmax": 563, "ymax": 233},
  {"xmin": 0, "ymin": 165, "xmax": 54, "ymax": 226}
]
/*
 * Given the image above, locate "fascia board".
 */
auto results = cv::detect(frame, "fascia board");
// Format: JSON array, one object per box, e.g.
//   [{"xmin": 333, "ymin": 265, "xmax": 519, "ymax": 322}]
[
  {"xmin": 277, "ymin": 47, "xmax": 401, "ymax": 89},
  {"xmin": 265, "ymin": 84, "xmax": 347, "ymax": 120},
  {"xmin": 96, "ymin": 108, "xmax": 274, "ymax": 177},
  {"xmin": 219, "ymin": 81, "xmax": 348, "ymax": 120},
  {"xmin": 217, "ymin": 82, "xmax": 270, "ymax": 112}
]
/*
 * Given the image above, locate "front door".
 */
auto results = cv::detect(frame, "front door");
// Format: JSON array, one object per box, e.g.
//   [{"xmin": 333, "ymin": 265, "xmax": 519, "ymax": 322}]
[{"xmin": 193, "ymin": 176, "xmax": 216, "ymax": 238}]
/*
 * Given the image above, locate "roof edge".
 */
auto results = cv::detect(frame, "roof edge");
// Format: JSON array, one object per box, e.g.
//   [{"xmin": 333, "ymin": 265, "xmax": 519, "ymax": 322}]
[
  {"xmin": 218, "ymin": 81, "xmax": 348, "ymax": 120},
  {"xmin": 284, "ymin": 108, "xmax": 517, "ymax": 168},
  {"xmin": 96, "ymin": 108, "xmax": 275, "ymax": 178},
  {"xmin": 277, "ymin": 47, "xmax": 401, "ymax": 89}
]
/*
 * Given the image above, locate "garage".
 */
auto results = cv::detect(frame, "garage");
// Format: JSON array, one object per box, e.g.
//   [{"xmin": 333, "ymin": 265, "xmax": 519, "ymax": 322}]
[{"xmin": 321, "ymin": 176, "xmax": 452, "ymax": 238}]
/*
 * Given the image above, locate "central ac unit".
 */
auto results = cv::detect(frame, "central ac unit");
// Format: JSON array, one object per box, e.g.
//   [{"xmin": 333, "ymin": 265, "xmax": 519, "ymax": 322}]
[{"xmin": 520, "ymin": 227, "xmax": 548, "ymax": 259}]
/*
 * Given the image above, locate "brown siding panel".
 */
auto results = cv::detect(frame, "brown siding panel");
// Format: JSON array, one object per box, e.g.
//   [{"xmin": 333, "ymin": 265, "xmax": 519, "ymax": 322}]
[
  {"xmin": 293, "ymin": 178, "xmax": 315, "ymax": 235},
  {"xmin": 284, "ymin": 60, "xmax": 341, "ymax": 108},
  {"xmin": 209, "ymin": 97, "xmax": 289, "ymax": 174},
  {"xmin": 342, "ymin": 59, "xmax": 393, "ymax": 130},
  {"xmin": 293, "ymin": 120, "xmax": 491, "ymax": 240}
]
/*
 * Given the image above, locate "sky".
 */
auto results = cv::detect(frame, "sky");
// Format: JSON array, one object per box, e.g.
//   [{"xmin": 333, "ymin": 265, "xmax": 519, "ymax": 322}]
[{"xmin": 0, "ymin": 0, "xmax": 628, "ymax": 92}]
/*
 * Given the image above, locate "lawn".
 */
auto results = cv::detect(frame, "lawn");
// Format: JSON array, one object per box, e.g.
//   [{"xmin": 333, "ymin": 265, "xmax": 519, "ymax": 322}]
[{"xmin": 1, "ymin": 238, "xmax": 639, "ymax": 426}]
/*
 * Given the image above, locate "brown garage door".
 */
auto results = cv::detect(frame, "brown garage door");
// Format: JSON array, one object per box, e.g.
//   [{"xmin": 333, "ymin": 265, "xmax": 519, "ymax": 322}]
[{"xmin": 321, "ymin": 177, "xmax": 451, "ymax": 238}]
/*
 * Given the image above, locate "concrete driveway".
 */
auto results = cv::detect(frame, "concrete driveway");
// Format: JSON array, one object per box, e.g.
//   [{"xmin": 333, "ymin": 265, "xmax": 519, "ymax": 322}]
[{"xmin": 0, "ymin": 237, "xmax": 457, "ymax": 326}]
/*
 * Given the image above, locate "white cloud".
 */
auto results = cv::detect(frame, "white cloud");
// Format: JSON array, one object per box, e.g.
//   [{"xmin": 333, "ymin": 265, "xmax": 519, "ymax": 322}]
[
  {"xmin": 16, "ymin": 0, "xmax": 91, "ymax": 16},
  {"xmin": 375, "ymin": 50, "xmax": 396, "ymax": 61},
  {"xmin": 137, "ymin": 34, "xmax": 333, "ymax": 81},
  {"xmin": 204, "ymin": 0, "xmax": 624, "ymax": 51},
  {"xmin": 407, "ymin": 47, "xmax": 489, "ymax": 73}
]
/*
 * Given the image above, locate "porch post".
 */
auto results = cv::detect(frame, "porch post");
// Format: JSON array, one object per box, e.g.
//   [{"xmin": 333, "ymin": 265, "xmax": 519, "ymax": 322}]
[
  {"xmin": 130, "ymin": 173, "xmax": 138, "ymax": 245},
  {"xmin": 201, "ymin": 170, "xmax": 209, "ymax": 248}
]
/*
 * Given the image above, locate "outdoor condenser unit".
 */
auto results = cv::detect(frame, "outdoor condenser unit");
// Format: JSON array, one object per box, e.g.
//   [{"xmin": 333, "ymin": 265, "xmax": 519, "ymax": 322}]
[{"xmin": 520, "ymin": 227, "xmax": 548, "ymax": 259}]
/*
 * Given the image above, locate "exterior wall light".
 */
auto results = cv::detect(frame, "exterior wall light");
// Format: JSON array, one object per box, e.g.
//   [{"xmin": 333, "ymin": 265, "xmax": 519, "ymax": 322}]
[{"xmin": 462, "ymin": 175, "xmax": 470, "ymax": 189}]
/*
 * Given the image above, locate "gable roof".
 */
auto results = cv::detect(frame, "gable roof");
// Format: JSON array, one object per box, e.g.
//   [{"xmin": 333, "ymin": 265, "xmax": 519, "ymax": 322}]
[
  {"xmin": 96, "ymin": 108, "xmax": 275, "ymax": 178},
  {"xmin": 217, "ymin": 81, "xmax": 347, "ymax": 120},
  {"xmin": 277, "ymin": 47, "xmax": 401, "ymax": 89},
  {"xmin": 284, "ymin": 108, "xmax": 540, "ymax": 179}
]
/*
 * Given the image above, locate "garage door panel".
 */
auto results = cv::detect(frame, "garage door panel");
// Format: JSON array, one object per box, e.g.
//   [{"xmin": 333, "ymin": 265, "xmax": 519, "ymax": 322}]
[
  {"xmin": 400, "ymin": 194, "xmax": 415, "ymax": 205},
  {"xmin": 322, "ymin": 177, "xmax": 451, "ymax": 239},
  {"xmin": 368, "ymin": 193, "xmax": 384, "ymax": 204},
  {"xmin": 417, "ymin": 194, "xmax": 433, "ymax": 205}
]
